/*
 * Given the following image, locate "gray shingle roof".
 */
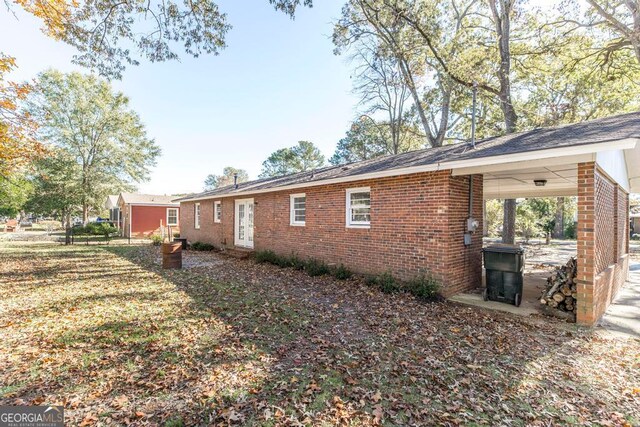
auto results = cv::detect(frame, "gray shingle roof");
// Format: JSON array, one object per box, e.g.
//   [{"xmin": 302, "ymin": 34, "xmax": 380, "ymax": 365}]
[
  {"xmin": 177, "ymin": 111, "xmax": 640, "ymax": 201},
  {"xmin": 105, "ymin": 195, "xmax": 119, "ymax": 208},
  {"xmin": 119, "ymin": 193, "xmax": 180, "ymax": 206}
]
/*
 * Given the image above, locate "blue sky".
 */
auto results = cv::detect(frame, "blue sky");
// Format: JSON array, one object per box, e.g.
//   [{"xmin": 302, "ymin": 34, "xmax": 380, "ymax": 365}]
[{"xmin": 1, "ymin": 0, "xmax": 359, "ymax": 194}]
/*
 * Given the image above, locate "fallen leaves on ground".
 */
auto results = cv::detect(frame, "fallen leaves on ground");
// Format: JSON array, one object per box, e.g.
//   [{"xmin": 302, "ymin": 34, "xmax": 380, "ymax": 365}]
[{"xmin": 0, "ymin": 242, "xmax": 638, "ymax": 426}]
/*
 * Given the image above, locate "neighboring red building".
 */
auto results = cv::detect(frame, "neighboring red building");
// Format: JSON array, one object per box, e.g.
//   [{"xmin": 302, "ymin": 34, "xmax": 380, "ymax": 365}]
[{"xmin": 116, "ymin": 193, "xmax": 180, "ymax": 238}]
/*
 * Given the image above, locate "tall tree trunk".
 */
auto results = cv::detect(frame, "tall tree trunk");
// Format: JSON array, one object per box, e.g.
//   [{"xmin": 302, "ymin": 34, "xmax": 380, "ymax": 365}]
[
  {"xmin": 490, "ymin": 0, "xmax": 518, "ymax": 244},
  {"xmin": 502, "ymin": 199, "xmax": 517, "ymax": 244},
  {"xmin": 64, "ymin": 212, "xmax": 72, "ymax": 245},
  {"xmin": 553, "ymin": 197, "xmax": 565, "ymax": 238},
  {"xmin": 397, "ymin": 57, "xmax": 435, "ymax": 146},
  {"xmin": 83, "ymin": 203, "xmax": 89, "ymax": 224},
  {"xmin": 483, "ymin": 199, "xmax": 488, "ymax": 236}
]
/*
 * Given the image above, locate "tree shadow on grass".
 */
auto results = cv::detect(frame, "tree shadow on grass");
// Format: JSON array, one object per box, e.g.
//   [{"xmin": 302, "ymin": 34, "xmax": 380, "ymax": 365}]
[{"xmin": 1, "ymin": 243, "xmax": 638, "ymax": 426}]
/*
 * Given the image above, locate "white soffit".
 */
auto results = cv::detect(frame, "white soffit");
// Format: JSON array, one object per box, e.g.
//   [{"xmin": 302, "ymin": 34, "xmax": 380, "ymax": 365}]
[{"xmin": 483, "ymin": 165, "xmax": 578, "ymax": 200}]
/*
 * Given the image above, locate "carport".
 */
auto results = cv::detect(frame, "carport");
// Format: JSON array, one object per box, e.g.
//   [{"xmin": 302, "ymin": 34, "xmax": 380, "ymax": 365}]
[{"xmin": 448, "ymin": 117, "xmax": 640, "ymax": 325}]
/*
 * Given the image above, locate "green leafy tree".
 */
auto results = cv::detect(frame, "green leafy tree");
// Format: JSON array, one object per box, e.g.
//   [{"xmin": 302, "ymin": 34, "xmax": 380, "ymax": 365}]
[
  {"xmin": 516, "ymin": 202, "xmax": 541, "ymax": 244},
  {"xmin": 26, "ymin": 148, "xmax": 83, "ymax": 226},
  {"xmin": 260, "ymin": 141, "xmax": 325, "ymax": 178},
  {"xmin": 561, "ymin": 0, "xmax": 640, "ymax": 67},
  {"xmin": 204, "ymin": 167, "xmax": 249, "ymax": 190},
  {"xmin": 27, "ymin": 70, "xmax": 160, "ymax": 223},
  {"xmin": 484, "ymin": 199, "xmax": 503, "ymax": 237},
  {"xmin": 7, "ymin": 0, "xmax": 312, "ymax": 79},
  {"xmin": 524, "ymin": 198, "xmax": 556, "ymax": 244},
  {"xmin": 517, "ymin": 34, "xmax": 640, "ymax": 128},
  {"xmin": 331, "ymin": 118, "xmax": 388, "ymax": 165},
  {"xmin": 330, "ymin": 116, "xmax": 423, "ymax": 165},
  {"xmin": 0, "ymin": 173, "xmax": 33, "ymax": 217},
  {"xmin": 333, "ymin": 0, "xmax": 457, "ymax": 147}
]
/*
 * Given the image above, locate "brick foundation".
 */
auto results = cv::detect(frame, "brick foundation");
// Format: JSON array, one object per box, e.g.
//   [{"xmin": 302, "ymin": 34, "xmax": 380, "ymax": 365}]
[
  {"xmin": 576, "ymin": 162, "xmax": 629, "ymax": 325},
  {"xmin": 180, "ymin": 171, "xmax": 483, "ymax": 296}
]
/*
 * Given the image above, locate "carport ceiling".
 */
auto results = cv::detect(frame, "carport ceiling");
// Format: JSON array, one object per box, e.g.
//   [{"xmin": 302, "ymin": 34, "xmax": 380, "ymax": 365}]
[{"xmin": 483, "ymin": 165, "xmax": 577, "ymax": 200}]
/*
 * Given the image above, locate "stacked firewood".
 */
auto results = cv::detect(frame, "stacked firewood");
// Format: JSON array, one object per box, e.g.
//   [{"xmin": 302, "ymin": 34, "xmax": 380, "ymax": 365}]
[{"xmin": 540, "ymin": 257, "xmax": 578, "ymax": 314}]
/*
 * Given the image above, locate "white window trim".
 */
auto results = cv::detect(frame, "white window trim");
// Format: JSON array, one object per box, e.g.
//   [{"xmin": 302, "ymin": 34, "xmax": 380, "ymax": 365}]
[
  {"xmin": 346, "ymin": 187, "xmax": 371, "ymax": 228},
  {"xmin": 166, "ymin": 208, "xmax": 179, "ymax": 226},
  {"xmin": 194, "ymin": 203, "xmax": 200, "ymax": 229},
  {"xmin": 214, "ymin": 201, "xmax": 222, "ymax": 223},
  {"xmin": 290, "ymin": 193, "xmax": 306, "ymax": 226}
]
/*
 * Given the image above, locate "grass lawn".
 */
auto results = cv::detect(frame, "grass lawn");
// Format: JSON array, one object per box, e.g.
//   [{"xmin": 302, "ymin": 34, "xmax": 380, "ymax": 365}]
[{"xmin": 0, "ymin": 242, "xmax": 638, "ymax": 426}]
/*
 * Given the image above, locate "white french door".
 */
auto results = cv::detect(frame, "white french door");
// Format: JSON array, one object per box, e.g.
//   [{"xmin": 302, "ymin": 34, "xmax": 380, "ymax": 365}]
[{"xmin": 234, "ymin": 198, "xmax": 254, "ymax": 248}]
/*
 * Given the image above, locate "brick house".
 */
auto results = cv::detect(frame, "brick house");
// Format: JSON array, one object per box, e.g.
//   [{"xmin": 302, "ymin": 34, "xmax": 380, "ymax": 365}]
[
  {"xmin": 177, "ymin": 112, "xmax": 640, "ymax": 325},
  {"xmin": 116, "ymin": 193, "xmax": 180, "ymax": 238}
]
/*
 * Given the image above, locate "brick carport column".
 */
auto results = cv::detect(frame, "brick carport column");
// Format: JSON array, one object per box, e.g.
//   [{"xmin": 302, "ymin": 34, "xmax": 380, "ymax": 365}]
[{"xmin": 576, "ymin": 162, "xmax": 596, "ymax": 325}]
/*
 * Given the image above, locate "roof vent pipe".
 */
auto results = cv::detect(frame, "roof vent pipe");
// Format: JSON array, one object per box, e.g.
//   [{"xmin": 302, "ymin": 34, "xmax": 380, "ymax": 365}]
[
  {"xmin": 234, "ymin": 173, "xmax": 238, "ymax": 189},
  {"xmin": 471, "ymin": 81, "xmax": 478, "ymax": 149}
]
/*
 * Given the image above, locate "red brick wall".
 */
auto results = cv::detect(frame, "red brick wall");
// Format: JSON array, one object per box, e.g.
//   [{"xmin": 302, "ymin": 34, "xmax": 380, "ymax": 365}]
[
  {"xmin": 180, "ymin": 171, "xmax": 483, "ymax": 295},
  {"xmin": 576, "ymin": 162, "xmax": 629, "ymax": 325}
]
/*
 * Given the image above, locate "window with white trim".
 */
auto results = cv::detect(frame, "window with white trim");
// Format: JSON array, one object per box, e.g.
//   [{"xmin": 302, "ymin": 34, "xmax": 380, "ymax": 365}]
[
  {"xmin": 194, "ymin": 203, "xmax": 200, "ymax": 229},
  {"xmin": 167, "ymin": 208, "xmax": 178, "ymax": 226},
  {"xmin": 346, "ymin": 188, "xmax": 371, "ymax": 227},
  {"xmin": 214, "ymin": 201, "xmax": 222, "ymax": 223},
  {"xmin": 290, "ymin": 193, "xmax": 306, "ymax": 226}
]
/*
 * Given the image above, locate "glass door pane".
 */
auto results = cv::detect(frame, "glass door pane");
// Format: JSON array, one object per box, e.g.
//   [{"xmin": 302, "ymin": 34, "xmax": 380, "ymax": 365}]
[
  {"xmin": 238, "ymin": 204, "xmax": 245, "ymax": 240},
  {"xmin": 248, "ymin": 203, "xmax": 254, "ymax": 243}
]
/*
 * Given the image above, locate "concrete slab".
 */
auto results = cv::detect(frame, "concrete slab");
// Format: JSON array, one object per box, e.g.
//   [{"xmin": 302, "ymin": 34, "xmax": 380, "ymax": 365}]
[
  {"xmin": 451, "ymin": 240, "xmax": 578, "ymax": 320},
  {"xmin": 449, "ymin": 270, "xmax": 549, "ymax": 318},
  {"xmin": 449, "ymin": 292, "xmax": 540, "ymax": 317},
  {"xmin": 597, "ymin": 259, "xmax": 640, "ymax": 339}
]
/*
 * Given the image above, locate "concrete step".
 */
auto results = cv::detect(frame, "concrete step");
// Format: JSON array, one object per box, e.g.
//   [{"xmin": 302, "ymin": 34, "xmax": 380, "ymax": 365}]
[{"xmin": 225, "ymin": 248, "xmax": 255, "ymax": 259}]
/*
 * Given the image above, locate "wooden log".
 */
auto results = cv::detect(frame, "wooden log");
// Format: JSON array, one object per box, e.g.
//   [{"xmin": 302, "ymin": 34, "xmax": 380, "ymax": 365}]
[
  {"xmin": 553, "ymin": 292, "xmax": 566, "ymax": 303},
  {"xmin": 546, "ymin": 281, "xmax": 563, "ymax": 299}
]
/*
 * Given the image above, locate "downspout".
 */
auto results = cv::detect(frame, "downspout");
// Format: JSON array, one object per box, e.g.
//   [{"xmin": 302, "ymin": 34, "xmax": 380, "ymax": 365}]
[
  {"xmin": 465, "ymin": 82, "xmax": 479, "ymax": 246},
  {"xmin": 469, "ymin": 175, "xmax": 474, "ymax": 218},
  {"xmin": 128, "ymin": 204, "xmax": 132, "ymax": 244}
]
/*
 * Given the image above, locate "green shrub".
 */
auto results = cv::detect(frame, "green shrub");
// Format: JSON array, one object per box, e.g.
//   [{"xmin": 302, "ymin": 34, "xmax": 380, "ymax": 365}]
[
  {"xmin": 364, "ymin": 275, "xmax": 378, "ymax": 286},
  {"xmin": 151, "ymin": 235, "xmax": 163, "ymax": 246},
  {"xmin": 376, "ymin": 271, "xmax": 399, "ymax": 293},
  {"xmin": 406, "ymin": 274, "xmax": 441, "ymax": 301},
  {"xmin": 333, "ymin": 264, "xmax": 352, "ymax": 280},
  {"xmin": 564, "ymin": 221, "xmax": 577, "ymax": 239},
  {"xmin": 73, "ymin": 222, "xmax": 118, "ymax": 239},
  {"xmin": 173, "ymin": 232, "xmax": 180, "ymax": 238},
  {"xmin": 191, "ymin": 241, "xmax": 215, "ymax": 251},
  {"xmin": 164, "ymin": 417, "xmax": 184, "ymax": 427},
  {"xmin": 289, "ymin": 254, "xmax": 306, "ymax": 270},
  {"xmin": 255, "ymin": 250, "xmax": 279, "ymax": 264},
  {"xmin": 254, "ymin": 250, "xmax": 291, "ymax": 267},
  {"xmin": 273, "ymin": 255, "xmax": 292, "ymax": 268},
  {"xmin": 305, "ymin": 258, "xmax": 330, "ymax": 277}
]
